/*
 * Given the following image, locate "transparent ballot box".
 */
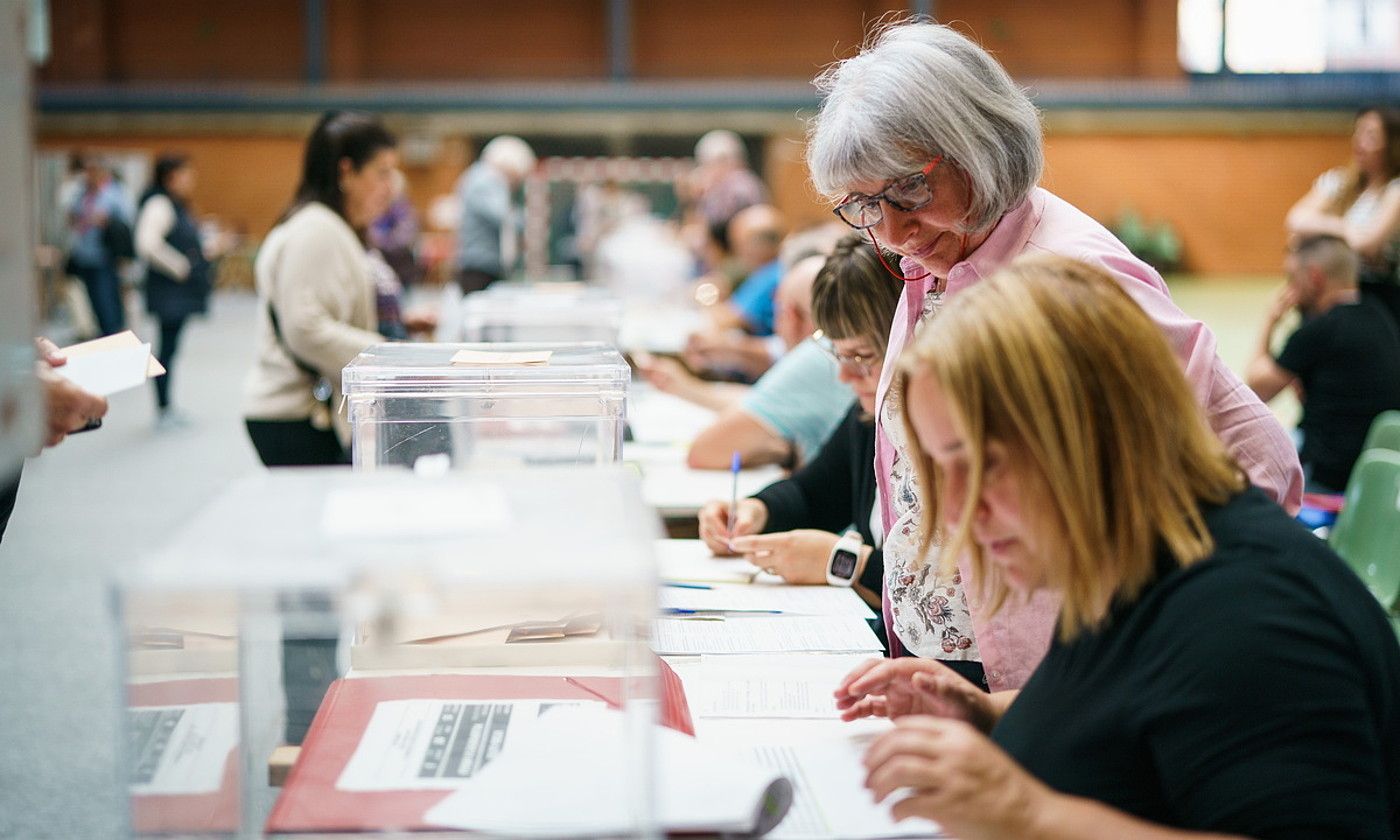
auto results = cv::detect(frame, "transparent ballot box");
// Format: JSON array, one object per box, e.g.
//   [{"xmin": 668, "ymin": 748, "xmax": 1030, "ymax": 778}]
[
  {"xmin": 344, "ymin": 342, "xmax": 629, "ymax": 472},
  {"xmin": 460, "ymin": 283, "xmax": 624, "ymax": 344},
  {"xmin": 114, "ymin": 468, "xmax": 663, "ymax": 837}
]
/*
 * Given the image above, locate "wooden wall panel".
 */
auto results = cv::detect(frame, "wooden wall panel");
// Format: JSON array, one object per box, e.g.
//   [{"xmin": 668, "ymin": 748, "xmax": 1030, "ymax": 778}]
[
  {"xmin": 939, "ymin": 0, "xmax": 1181, "ymax": 79},
  {"xmin": 334, "ymin": 0, "xmax": 608, "ymax": 81},
  {"xmin": 632, "ymin": 0, "xmax": 905, "ymax": 78},
  {"xmin": 103, "ymin": 0, "xmax": 304, "ymax": 82},
  {"xmin": 41, "ymin": 0, "xmax": 1184, "ymax": 83},
  {"xmin": 1041, "ymin": 132, "xmax": 1349, "ymax": 274},
  {"xmin": 767, "ymin": 128, "xmax": 1350, "ymax": 275},
  {"xmin": 37, "ymin": 0, "xmax": 110, "ymax": 82}
]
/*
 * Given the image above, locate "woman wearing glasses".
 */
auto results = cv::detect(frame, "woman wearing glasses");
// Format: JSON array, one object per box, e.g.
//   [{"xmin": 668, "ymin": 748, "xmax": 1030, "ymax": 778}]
[
  {"xmin": 806, "ymin": 20, "xmax": 1303, "ymax": 691},
  {"xmin": 697, "ymin": 236, "xmax": 903, "ymax": 621}
]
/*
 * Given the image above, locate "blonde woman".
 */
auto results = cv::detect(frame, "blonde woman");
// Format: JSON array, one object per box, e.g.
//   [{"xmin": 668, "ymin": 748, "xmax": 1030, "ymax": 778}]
[{"xmin": 836, "ymin": 256, "xmax": 1399, "ymax": 839}]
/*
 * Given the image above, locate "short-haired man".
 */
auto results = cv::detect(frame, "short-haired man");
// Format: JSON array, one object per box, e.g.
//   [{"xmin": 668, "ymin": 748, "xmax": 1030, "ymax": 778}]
[{"xmin": 1247, "ymin": 234, "xmax": 1400, "ymax": 492}]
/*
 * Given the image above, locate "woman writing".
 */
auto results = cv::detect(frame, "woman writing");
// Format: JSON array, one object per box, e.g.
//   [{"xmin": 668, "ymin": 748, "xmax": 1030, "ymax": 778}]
[
  {"xmin": 135, "ymin": 153, "xmax": 212, "ymax": 427},
  {"xmin": 1287, "ymin": 105, "xmax": 1400, "ymax": 325},
  {"xmin": 806, "ymin": 19, "xmax": 1302, "ymax": 689},
  {"xmin": 840, "ymin": 255, "xmax": 1399, "ymax": 839},
  {"xmin": 242, "ymin": 111, "xmax": 397, "ymax": 466},
  {"xmin": 696, "ymin": 236, "xmax": 902, "ymax": 631}
]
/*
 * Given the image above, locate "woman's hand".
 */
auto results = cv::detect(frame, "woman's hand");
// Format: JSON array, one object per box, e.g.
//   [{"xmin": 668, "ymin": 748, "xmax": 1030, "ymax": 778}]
[
  {"xmin": 401, "ymin": 308, "xmax": 438, "ymax": 336},
  {"xmin": 729, "ymin": 529, "xmax": 837, "ymax": 584},
  {"xmin": 863, "ymin": 716, "xmax": 1049, "ymax": 840},
  {"xmin": 697, "ymin": 497, "xmax": 767, "ymax": 555},
  {"xmin": 835, "ymin": 658, "xmax": 1000, "ymax": 731},
  {"xmin": 35, "ymin": 337, "xmax": 66, "ymax": 367}
]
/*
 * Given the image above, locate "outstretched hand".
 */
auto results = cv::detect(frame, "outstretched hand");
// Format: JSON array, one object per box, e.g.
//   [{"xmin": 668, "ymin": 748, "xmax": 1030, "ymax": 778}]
[{"xmin": 834, "ymin": 657, "xmax": 999, "ymax": 732}]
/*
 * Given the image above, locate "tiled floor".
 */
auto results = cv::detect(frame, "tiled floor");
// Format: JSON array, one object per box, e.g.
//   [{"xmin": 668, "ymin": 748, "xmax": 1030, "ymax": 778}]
[{"xmin": 0, "ymin": 275, "xmax": 1293, "ymax": 837}]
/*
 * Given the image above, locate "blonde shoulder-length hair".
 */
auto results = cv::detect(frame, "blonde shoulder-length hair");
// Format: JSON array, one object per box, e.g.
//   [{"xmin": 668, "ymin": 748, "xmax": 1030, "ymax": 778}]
[{"xmin": 895, "ymin": 255, "xmax": 1245, "ymax": 640}]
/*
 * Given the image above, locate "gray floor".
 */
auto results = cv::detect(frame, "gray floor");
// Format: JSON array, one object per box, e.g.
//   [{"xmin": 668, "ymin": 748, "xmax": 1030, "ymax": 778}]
[
  {"xmin": 0, "ymin": 278, "xmax": 1291, "ymax": 838},
  {"xmin": 0, "ymin": 291, "xmax": 264, "ymax": 839}
]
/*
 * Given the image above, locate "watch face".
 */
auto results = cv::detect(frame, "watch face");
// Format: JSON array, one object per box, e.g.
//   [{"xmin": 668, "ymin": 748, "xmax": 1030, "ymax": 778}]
[{"xmin": 830, "ymin": 548, "xmax": 858, "ymax": 581}]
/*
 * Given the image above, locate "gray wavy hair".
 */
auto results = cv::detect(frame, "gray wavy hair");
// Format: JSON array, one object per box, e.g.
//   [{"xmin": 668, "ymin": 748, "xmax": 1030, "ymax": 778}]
[{"xmin": 807, "ymin": 20, "xmax": 1044, "ymax": 233}]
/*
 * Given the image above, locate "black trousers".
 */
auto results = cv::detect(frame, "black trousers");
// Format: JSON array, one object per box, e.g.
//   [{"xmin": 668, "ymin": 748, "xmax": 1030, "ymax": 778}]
[
  {"xmin": 245, "ymin": 418, "xmax": 346, "ymax": 467},
  {"xmin": 0, "ymin": 468, "xmax": 21, "ymax": 545},
  {"xmin": 153, "ymin": 316, "xmax": 187, "ymax": 410},
  {"xmin": 1360, "ymin": 280, "xmax": 1400, "ymax": 331}
]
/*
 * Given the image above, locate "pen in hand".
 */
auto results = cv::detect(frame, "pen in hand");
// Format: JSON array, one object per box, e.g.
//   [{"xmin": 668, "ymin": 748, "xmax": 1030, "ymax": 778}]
[{"xmin": 727, "ymin": 450, "xmax": 741, "ymax": 550}]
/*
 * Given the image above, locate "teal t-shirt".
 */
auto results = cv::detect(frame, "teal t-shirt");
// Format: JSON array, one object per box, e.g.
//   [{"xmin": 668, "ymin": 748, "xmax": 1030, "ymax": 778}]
[{"xmin": 739, "ymin": 340, "xmax": 853, "ymax": 463}]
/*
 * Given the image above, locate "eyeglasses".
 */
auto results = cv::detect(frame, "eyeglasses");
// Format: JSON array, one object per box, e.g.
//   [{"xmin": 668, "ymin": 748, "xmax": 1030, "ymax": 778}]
[
  {"xmin": 832, "ymin": 156, "xmax": 944, "ymax": 230},
  {"xmin": 812, "ymin": 331, "xmax": 879, "ymax": 376}
]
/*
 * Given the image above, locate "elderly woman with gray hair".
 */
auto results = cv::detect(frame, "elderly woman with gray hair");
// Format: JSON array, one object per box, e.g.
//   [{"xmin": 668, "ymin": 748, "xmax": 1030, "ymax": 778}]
[{"xmin": 807, "ymin": 20, "xmax": 1304, "ymax": 692}]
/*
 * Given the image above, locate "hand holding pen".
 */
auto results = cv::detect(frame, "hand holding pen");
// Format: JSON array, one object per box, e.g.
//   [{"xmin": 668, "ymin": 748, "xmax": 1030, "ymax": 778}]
[{"xmin": 697, "ymin": 497, "xmax": 768, "ymax": 556}]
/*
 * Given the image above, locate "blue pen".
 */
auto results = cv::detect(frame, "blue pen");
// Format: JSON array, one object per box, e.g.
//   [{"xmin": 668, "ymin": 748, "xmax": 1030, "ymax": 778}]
[
  {"xmin": 727, "ymin": 450, "xmax": 742, "ymax": 548},
  {"xmin": 661, "ymin": 608, "xmax": 783, "ymax": 616},
  {"xmin": 662, "ymin": 581, "xmax": 713, "ymax": 590}
]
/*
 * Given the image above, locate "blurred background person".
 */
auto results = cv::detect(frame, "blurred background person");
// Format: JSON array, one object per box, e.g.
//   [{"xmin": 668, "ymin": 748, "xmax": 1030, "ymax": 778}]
[
  {"xmin": 681, "ymin": 248, "xmax": 856, "ymax": 469},
  {"xmin": 65, "ymin": 156, "xmax": 132, "ymax": 337},
  {"xmin": 135, "ymin": 153, "xmax": 213, "ymax": 429},
  {"xmin": 242, "ymin": 111, "xmax": 396, "ymax": 467},
  {"xmin": 454, "ymin": 135, "xmax": 536, "ymax": 293},
  {"xmin": 1287, "ymin": 105, "xmax": 1400, "ymax": 327},
  {"xmin": 1247, "ymin": 234, "xmax": 1400, "ymax": 492},
  {"xmin": 369, "ymin": 168, "xmax": 421, "ymax": 289},
  {"xmin": 684, "ymin": 129, "xmax": 768, "ymax": 269}
]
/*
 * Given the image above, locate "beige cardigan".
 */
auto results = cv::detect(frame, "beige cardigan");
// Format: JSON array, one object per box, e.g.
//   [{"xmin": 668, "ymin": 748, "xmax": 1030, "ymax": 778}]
[{"xmin": 242, "ymin": 202, "xmax": 382, "ymax": 443}]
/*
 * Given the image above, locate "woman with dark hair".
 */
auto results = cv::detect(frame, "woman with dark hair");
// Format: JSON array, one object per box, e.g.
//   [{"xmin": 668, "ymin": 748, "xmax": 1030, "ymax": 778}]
[
  {"xmin": 136, "ymin": 153, "xmax": 212, "ymax": 427},
  {"xmin": 242, "ymin": 111, "xmax": 398, "ymax": 466},
  {"xmin": 1288, "ymin": 105, "xmax": 1400, "ymax": 325}
]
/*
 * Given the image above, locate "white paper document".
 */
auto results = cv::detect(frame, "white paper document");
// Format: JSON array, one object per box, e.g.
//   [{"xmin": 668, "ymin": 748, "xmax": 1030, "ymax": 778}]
[
  {"xmin": 626, "ymin": 389, "xmax": 716, "ymax": 444},
  {"xmin": 684, "ymin": 654, "xmax": 881, "ymax": 719},
  {"xmin": 656, "ymin": 539, "xmax": 772, "ymax": 585},
  {"xmin": 651, "ymin": 616, "xmax": 882, "ymax": 655},
  {"xmin": 641, "ymin": 463, "xmax": 786, "ymax": 514},
  {"xmin": 661, "ymin": 583, "xmax": 876, "ymax": 619},
  {"xmin": 127, "ymin": 702, "xmax": 238, "ymax": 796},
  {"xmin": 424, "ymin": 704, "xmax": 792, "ymax": 837},
  {"xmin": 320, "ymin": 482, "xmax": 511, "ymax": 540},
  {"xmin": 450, "ymin": 348, "xmax": 553, "ymax": 366},
  {"xmin": 337, "ymin": 699, "xmax": 601, "ymax": 791},
  {"xmin": 748, "ymin": 734, "xmax": 945, "ymax": 839},
  {"xmin": 56, "ymin": 340, "xmax": 154, "ymax": 397}
]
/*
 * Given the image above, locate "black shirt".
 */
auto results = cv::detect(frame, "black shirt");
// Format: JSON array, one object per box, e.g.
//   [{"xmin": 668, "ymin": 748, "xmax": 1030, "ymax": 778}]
[
  {"xmin": 752, "ymin": 401, "xmax": 882, "ymax": 594},
  {"xmin": 1276, "ymin": 298, "xmax": 1400, "ymax": 491},
  {"xmin": 992, "ymin": 486, "xmax": 1400, "ymax": 839}
]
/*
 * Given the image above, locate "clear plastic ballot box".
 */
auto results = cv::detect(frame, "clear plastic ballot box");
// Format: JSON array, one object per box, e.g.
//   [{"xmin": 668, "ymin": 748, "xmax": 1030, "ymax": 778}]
[
  {"xmin": 113, "ymin": 468, "xmax": 663, "ymax": 837},
  {"xmin": 460, "ymin": 283, "xmax": 624, "ymax": 344},
  {"xmin": 343, "ymin": 342, "xmax": 629, "ymax": 472}
]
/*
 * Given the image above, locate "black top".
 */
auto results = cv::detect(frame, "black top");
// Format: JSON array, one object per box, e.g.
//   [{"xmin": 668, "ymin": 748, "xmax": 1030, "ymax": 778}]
[
  {"xmin": 1276, "ymin": 298, "xmax": 1400, "ymax": 491},
  {"xmin": 142, "ymin": 194, "xmax": 212, "ymax": 321},
  {"xmin": 992, "ymin": 486, "xmax": 1400, "ymax": 839},
  {"xmin": 752, "ymin": 401, "xmax": 883, "ymax": 594}
]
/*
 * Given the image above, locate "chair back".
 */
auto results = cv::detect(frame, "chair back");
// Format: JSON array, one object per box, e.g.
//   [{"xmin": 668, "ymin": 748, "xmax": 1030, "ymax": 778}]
[
  {"xmin": 1329, "ymin": 449, "xmax": 1400, "ymax": 609},
  {"xmin": 1362, "ymin": 410, "xmax": 1400, "ymax": 456}
]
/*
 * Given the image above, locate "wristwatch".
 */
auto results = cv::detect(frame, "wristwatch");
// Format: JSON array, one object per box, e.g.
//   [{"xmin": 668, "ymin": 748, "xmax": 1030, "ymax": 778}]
[{"xmin": 826, "ymin": 529, "xmax": 862, "ymax": 587}]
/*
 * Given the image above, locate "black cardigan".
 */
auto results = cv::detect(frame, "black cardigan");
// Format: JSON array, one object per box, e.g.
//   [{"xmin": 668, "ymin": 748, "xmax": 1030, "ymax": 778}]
[{"xmin": 752, "ymin": 402, "xmax": 883, "ymax": 594}]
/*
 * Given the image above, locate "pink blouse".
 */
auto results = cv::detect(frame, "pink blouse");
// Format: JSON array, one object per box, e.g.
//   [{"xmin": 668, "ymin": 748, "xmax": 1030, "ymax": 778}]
[{"xmin": 874, "ymin": 188, "xmax": 1304, "ymax": 691}]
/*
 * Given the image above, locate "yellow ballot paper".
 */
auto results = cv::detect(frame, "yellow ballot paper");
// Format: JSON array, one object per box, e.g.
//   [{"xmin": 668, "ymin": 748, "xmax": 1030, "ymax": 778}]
[
  {"xmin": 55, "ymin": 330, "xmax": 165, "ymax": 396},
  {"xmin": 450, "ymin": 348, "xmax": 553, "ymax": 367}
]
